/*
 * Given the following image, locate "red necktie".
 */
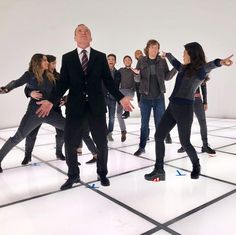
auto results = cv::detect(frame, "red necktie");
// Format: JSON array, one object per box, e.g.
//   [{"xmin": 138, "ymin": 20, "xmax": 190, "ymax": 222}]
[{"xmin": 81, "ymin": 49, "xmax": 88, "ymax": 75}]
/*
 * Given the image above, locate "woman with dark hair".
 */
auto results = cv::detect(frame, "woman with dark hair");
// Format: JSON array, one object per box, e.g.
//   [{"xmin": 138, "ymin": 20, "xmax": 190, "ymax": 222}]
[
  {"xmin": 0, "ymin": 54, "xmax": 65, "ymax": 173},
  {"xmin": 144, "ymin": 42, "xmax": 233, "ymax": 181},
  {"xmin": 22, "ymin": 54, "xmax": 65, "ymax": 165}
]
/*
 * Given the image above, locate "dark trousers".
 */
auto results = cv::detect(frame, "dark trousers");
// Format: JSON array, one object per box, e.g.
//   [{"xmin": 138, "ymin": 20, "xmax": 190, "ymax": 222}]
[
  {"xmin": 135, "ymin": 82, "xmax": 141, "ymax": 103},
  {"xmin": 194, "ymin": 97, "xmax": 208, "ymax": 147},
  {"xmin": 65, "ymin": 111, "xmax": 108, "ymax": 179},
  {"xmin": 25, "ymin": 124, "xmax": 64, "ymax": 157},
  {"xmin": 0, "ymin": 106, "xmax": 65, "ymax": 163},
  {"xmin": 155, "ymin": 102, "xmax": 200, "ymax": 170},
  {"xmin": 105, "ymin": 95, "xmax": 117, "ymax": 134},
  {"xmin": 77, "ymin": 120, "xmax": 98, "ymax": 155}
]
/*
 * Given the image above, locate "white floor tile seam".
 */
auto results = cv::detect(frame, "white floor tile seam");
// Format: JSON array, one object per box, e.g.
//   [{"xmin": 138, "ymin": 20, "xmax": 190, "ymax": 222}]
[
  {"xmin": 3, "ymin": 141, "xmax": 235, "ymax": 187},
  {"xmin": 165, "ymin": 163, "xmax": 236, "ymax": 187},
  {"xmin": 215, "ymin": 149, "xmax": 236, "ymax": 156},
  {"xmin": 0, "ymin": 172, "xmax": 234, "ymax": 234},
  {"xmin": 208, "ymin": 133, "xmax": 236, "ymax": 140},
  {"xmin": 143, "ymin": 188, "xmax": 236, "ymax": 235},
  {"xmin": 0, "ymin": 179, "xmax": 181, "ymax": 235},
  {"xmin": 0, "ymin": 164, "xmax": 155, "ymax": 209},
  {"xmin": 163, "ymin": 188, "xmax": 236, "ymax": 225},
  {"xmin": 0, "ymin": 163, "xmax": 183, "ymax": 235},
  {"xmin": 1, "ymin": 136, "xmax": 235, "ymax": 187},
  {"xmin": 214, "ymin": 142, "xmax": 236, "ymax": 151},
  {"xmin": 81, "ymin": 186, "xmax": 181, "ymax": 235}
]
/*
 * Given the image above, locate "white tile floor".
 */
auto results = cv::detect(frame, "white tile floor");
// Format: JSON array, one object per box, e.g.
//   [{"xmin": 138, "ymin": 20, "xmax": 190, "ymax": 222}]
[{"xmin": 0, "ymin": 117, "xmax": 235, "ymax": 235}]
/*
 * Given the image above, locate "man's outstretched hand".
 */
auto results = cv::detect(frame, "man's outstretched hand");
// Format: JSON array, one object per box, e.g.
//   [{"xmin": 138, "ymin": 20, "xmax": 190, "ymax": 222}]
[
  {"xmin": 36, "ymin": 100, "xmax": 53, "ymax": 117},
  {"xmin": 120, "ymin": 96, "xmax": 134, "ymax": 112}
]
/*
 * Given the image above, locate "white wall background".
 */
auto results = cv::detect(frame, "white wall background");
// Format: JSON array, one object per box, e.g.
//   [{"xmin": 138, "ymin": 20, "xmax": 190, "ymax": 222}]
[{"xmin": 0, "ymin": 0, "xmax": 235, "ymax": 128}]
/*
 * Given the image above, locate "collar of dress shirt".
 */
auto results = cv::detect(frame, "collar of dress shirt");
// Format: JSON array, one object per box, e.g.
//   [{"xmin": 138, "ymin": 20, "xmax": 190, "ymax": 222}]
[{"xmin": 77, "ymin": 46, "xmax": 91, "ymax": 60}]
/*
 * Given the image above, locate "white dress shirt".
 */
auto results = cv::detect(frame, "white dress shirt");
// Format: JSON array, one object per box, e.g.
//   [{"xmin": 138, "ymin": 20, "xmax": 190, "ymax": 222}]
[{"xmin": 77, "ymin": 47, "xmax": 91, "ymax": 63}]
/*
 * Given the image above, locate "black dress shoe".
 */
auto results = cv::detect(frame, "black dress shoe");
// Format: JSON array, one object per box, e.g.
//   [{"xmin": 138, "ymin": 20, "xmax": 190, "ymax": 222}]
[
  {"xmin": 122, "ymin": 111, "xmax": 130, "ymax": 119},
  {"xmin": 21, "ymin": 156, "xmax": 32, "ymax": 165},
  {"xmin": 60, "ymin": 177, "xmax": 80, "ymax": 190},
  {"xmin": 177, "ymin": 147, "xmax": 185, "ymax": 153},
  {"xmin": 56, "ymin": 152, "xmax": 66, "ymax": 161},
  {"xmin": 144, "ymin": 169, "xmax": 166, "ymax": 181},
  {"xmin": 191, "ymin": 165, "xmax": 201, "ymax": 179},
  {"xmin": 86, "ymin": 156, "xmax": 97, "ymax": 164},
  {"xmin": 165, "ymin": 135, "xmax": 172, "ymax": 144},
  {"xmin": 201, "ymin": 146, "xmax": 216, "ymax": 154},
  {"xmin": 97, "ymin": 175, "xmax": 110, "ymax": 186},
  {"xmin": 134, "ymin": 148, "xmax": 145, "ymax": 156}
]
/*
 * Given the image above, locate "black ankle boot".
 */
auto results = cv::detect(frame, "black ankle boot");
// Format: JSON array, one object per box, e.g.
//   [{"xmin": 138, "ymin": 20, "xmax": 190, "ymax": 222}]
[
  {"xmin": 191, "ymin": 165, "xmax": 201, "ymax": 179},
  {"xmin": 56, "ymin": 152, "xmax": 66, "ymax": 161},
  {"xmin": 144, "ymin": 169, "xmax": 165, "ymax": 181},
  {"xmin": 21, "ymin": 155, "xmax": 32, "ymax": 165}
]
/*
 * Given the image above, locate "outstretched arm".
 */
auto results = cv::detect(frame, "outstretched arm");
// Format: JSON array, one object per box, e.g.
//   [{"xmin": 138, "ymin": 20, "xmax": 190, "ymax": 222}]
[
  {"xmin": 204, "ymin": 54, "xmax": 233, "ymax": 74},
  {"xmin": 0, "ymin": 71, "xmax": 31, "ymax": 94},
  {"xmin": 162, "ymin": 52, "xmax": 183, "ymax": 71}
]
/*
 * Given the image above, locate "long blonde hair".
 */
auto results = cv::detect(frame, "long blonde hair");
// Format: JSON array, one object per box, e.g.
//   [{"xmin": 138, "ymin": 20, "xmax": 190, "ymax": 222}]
[{"xmin": 28, "ymin": 54, "xmax": 56, "ymax": 84}]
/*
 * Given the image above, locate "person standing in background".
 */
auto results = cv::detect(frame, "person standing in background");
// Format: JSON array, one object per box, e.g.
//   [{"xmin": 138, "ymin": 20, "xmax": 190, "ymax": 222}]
[
  {"xmin": 117, "ymin": 55, "xmax": 136, "ymax": 142},
  {"xmin": 104, "ymin": 54, "xmax": 121, "ymax": 142}
]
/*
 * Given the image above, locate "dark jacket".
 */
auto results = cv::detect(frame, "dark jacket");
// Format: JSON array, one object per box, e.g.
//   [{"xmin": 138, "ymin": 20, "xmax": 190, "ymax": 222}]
[
  {"xmin": 136, "ymin": 55, "xmax": 177, "ymax": 95},
  {"xmin": 103, "ymin": 68, "xmax": 121, "ymax": 99},
  {"xmin": 166, "ymin": 53, "xmax": 221, "ymax": 103},
  {"xmin": 50, "ymin": 48, "xmax": 124, "ymax": 119},
  {"xmin": 4, "ymin": 71, "xmax": 55, "ymax": 109},
  {"xmin": 24, "ymin": 71, "xmax": 62, "ymax": 114}
]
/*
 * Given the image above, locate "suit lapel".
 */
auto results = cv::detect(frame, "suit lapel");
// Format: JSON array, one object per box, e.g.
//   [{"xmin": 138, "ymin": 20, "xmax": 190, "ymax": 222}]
[
  {"xmin": 71, "ymin": 49, "xmax": 85, "ymax": 77},
  {"xmin": 87, "ymin": 48, "xmax": 96, "ymax": 76}
]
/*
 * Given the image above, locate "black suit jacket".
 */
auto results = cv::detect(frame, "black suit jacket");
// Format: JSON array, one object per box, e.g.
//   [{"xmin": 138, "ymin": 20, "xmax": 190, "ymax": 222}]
[{"xmin": 50, "ymin": 48, "xmax": 124, "ymax": 119}]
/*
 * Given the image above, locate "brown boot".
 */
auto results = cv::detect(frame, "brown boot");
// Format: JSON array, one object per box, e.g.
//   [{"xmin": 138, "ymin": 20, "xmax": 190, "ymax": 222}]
[{"xmin": 121, "ymin": 130, "xmax": 127, "ymax": 142}]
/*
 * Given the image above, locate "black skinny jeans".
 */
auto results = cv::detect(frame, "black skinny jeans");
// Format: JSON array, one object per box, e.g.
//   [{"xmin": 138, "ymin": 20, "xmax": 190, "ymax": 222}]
[
  {"xmin": 0, "ymin": 105, "xmax": 65, "ymax": 163},
  {"xmin": 155, "ymin": 102, "xmax": 200, "ymax": 170}
]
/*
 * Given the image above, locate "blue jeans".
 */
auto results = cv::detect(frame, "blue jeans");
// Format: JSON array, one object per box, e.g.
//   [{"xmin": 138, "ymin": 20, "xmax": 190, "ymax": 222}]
[
  {"xmin": 139, "ymin": 95, "xmax": 165, "ymax": 149},
  {"xmin": 105, "ymin": 95, "xmax": 117, "ymax": 133}
]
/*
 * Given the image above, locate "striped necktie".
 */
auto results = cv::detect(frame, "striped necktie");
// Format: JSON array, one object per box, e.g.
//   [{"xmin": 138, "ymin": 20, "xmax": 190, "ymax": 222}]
[{"xmin": 81, "ymin": 49, "xmax": 88, "ymax": 75}]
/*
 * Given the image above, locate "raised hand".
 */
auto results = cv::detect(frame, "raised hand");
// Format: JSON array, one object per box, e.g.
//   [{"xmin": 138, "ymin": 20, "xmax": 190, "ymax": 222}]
[
  {"xmin": 159, "ymin": 51, "xmax": 166, "ymax": 59},
  {"xmin": 220, "ymin": 54, "xmax": 234, "ymax": 66}
]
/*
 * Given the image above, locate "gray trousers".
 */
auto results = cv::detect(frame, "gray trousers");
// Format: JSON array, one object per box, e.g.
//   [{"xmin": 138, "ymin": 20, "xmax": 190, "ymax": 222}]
[
  {"xmin": 117, "ymin": 89, "xmax": 134, "ymax": 131},
  {"xmin": 194, "ymin": 97, "xmax": 208, "ymax": 147},
  {"xmin": 0, "ymin": 106, "xmax": 65, "ymax": 163}
]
